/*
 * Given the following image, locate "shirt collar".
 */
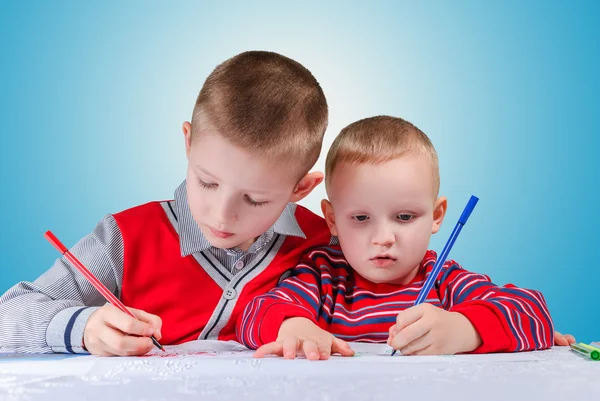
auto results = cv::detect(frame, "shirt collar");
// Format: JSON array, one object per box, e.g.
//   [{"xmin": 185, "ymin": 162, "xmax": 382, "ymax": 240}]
[{"xmin": 173, "ymin": 180, "xmax": 306, "ymax": 257}]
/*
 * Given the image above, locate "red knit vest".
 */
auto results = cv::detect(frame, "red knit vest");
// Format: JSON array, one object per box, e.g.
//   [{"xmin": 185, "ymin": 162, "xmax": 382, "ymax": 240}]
[{"xmin": 113, "ymin": 201, "xmax": 330, "ymax": 345}]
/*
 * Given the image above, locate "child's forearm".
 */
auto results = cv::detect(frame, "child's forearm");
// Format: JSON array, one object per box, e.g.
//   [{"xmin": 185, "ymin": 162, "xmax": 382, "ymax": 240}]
[
  {"xmin": 438, "ymin": 264, "xmax": 554, "ymax": 352},
  {"xmin": 452, "ymin": 297, "xmax": 554, "ymax": 353},
  {"xmin": 237, "ymin": 297, "xmax": 316, "ymax": 349},
  {"xmin": 0, "ymin": 215, "xmax": 123, "ymax": 353},
  {"xmin": 237, "ymin": 256, "xmax": 326, "ymax": 349}
]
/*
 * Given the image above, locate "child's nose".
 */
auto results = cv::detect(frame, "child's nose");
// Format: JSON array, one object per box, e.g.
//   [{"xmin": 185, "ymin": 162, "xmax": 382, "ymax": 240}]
[
  {"xmin": 213, "ymin": 199, "xmax": 238, "ymax": 225},
  {"xmin": 371, "ymin": 225, "xmax": 395, "ymax": 246}
]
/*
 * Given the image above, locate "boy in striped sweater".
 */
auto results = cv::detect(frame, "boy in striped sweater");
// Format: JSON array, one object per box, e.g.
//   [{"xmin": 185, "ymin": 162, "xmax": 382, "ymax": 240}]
[{"xmin": 237, "ymin": 115, "xmax": 561, "ymax": 359}]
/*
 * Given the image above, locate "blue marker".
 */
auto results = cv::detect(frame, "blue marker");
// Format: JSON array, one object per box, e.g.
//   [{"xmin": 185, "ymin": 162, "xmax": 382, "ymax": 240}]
[{"xmin": 391, "ymin": 195, "xmax": 479, "ymax": 356}]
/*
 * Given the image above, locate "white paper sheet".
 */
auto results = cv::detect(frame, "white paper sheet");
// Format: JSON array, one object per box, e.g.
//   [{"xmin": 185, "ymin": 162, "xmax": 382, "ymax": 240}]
[
  {"xmin": 146, "ymin": 340, "xmax": 544, "ymax": 362},
  {"xmin": 348, "ymin": 342, "xmax": 544, "ymax": 362},
  {"xmin": 1, "ymin": 340, "xmax": 544, "ymax": 378},
  {"xmin": 1, "ymin": 344, "xmax": 598, "ymax": 401}
]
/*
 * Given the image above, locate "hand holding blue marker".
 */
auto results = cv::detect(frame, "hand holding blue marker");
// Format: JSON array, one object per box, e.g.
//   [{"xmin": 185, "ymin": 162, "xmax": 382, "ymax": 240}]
[{"xmin": 391, "ymin": 195, "xmax": 479, "ymax": 356}]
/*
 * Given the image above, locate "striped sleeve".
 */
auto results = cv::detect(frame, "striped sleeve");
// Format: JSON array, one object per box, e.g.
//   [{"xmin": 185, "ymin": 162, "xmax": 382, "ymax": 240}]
[
  {"xmin": 0, "ymin": 215, "xmax": 124, "ymax": 354},
  {"xmin": 236, "ymin": 252, "xmax": 326, "ymax": 349},
  {"xmin": 437, "ymin": 261, "xmax": 554, "ymax": 353}
]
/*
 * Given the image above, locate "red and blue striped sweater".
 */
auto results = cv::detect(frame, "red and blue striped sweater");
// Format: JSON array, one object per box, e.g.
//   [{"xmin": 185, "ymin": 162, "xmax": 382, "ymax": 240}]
[{"xmin": 237, "ymin": 246, "xmax": 554, "ymax": 353}]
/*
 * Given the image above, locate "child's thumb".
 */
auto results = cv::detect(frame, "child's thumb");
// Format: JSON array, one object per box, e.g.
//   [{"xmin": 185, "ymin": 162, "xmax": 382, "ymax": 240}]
[{"xmin": 332, "ymin": 337, "xmax": 355, "ymax": 356}]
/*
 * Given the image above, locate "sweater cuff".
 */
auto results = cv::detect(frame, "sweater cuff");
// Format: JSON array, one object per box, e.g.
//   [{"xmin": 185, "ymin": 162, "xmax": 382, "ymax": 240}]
[
  {"xmin": 451, "ymin": 302, "xmax": 513, "ymax": 353},
  {"xmin": 46, "ymin": 306, "xmax": 99, "ymax": 354},
  {"xmin": 259, "ymin": 303, "xmax": 316, "ymax": 345}
]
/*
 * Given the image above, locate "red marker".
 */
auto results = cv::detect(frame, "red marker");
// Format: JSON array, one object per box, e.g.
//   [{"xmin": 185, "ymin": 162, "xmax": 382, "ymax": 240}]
[{"xmin": 44, "ymin": 230, "xmax": 165, "ymax": 352}]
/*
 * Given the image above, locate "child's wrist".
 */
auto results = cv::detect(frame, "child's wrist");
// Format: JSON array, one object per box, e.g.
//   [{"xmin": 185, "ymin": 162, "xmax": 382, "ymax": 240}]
[
  {"xmin": 279, "ymin": 316, "xmax": 311, "ymax": 331},
  {"xmin": 452, "ymin": 312, "xmax": 482, "ymax": 353}
]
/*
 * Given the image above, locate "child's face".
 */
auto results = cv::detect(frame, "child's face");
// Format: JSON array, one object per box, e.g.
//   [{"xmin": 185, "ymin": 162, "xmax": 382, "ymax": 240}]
[
  {"xmin": 323, "ymin": 153, "xmax": 446, "ymax": 285},
  {"xmin": 182, "ymin": 119, "xmax": 321, "ymax": 252}
]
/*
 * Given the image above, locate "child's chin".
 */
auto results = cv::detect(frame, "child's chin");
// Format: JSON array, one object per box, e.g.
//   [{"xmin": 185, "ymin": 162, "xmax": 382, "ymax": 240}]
[
  {"xmin": 366, "ymin": 272, "xmax": 408, "ymax": 285},
  {"xmin": 207, "ymin": 234, "xmax": 237, "ymax": 248},
  {"xmin": 362, "ymin": 272, "xmax": 395, "ymax": 284}
]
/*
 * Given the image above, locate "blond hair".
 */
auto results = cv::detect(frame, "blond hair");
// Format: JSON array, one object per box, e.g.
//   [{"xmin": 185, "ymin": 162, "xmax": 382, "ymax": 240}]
[
  {"xmin": 325, "ymin": 115, "xmax": 440, "ymax": 195},
  {"xmin": 191, "ymin": 51, "xmax": 328, "ymax": 176}
]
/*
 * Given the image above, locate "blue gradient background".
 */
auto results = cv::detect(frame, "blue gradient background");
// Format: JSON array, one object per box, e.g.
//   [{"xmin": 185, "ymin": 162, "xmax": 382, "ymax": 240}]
[{"xmin": 1, "ymin": 1, "xmax": 598, "ymax": 342}]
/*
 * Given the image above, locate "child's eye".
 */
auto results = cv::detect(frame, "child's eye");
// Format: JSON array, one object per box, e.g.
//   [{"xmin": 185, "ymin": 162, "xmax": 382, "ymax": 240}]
[
  {"xmin": 397, "ymin": 214, "xmax": 414, "ymax": 222},
  {"xmin": 351, "ymin": 215, "xmax": 369, "ymax": 222},
  {"xmin": 198, "ymin": 179, "xmax": 217, "ymax": 189},
  {"xmin": 245, "ymin": 195, "xmax": 268, "ymax": 207}
]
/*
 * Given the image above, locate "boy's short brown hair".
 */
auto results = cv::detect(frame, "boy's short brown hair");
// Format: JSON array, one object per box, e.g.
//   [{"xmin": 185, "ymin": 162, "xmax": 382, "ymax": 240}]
[
  {"xmin": 325, "ymin": 115, "xmax": 440, "ymax": 196},
  {"xmin": 192, "ymin": 51, "xmax": 328, "ymax": 176}
]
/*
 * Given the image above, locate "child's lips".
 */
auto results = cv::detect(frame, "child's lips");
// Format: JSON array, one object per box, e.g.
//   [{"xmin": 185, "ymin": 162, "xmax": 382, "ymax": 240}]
[
  {"xmin": 370, "ymin": 256, "xmax": 397, "ymax": 268},
  {"xmin": 209, "ymin": 226, "xmax": 234, "ymax": 239}
]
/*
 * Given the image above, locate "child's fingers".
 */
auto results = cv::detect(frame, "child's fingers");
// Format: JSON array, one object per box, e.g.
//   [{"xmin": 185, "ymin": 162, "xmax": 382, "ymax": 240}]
[
  {"xmin": 394, "ymin": 306, "xmax": 425, "ymax": 335},
  {"xmin": 93, "ymin": 349, "xmax": 118, "ymax": 357},
  {"xmin": 283, "ymin": 337, "xmax": 300, "ymax": 359},
  {"xmin": 128, "ymin": 308, "xmax": 163, "ymax": 340},
  {"xmin": 397, "ymin": 331, "xmax": 432, "ymax": 356},
  {"xmin": 301, "ymin": 339, "xmax": 320, "ymax": 360},
  {"xmin": 564, "ymin": 334, "xmax": 576, "ymax": 344},
  {"xmin": 554, "ymin": 331, "xmax": 576, "ymax": 346},
  {"xmin": 317, "ymin": 339, "xmax": 332, "ymax": 360},
  {"xmin": 387, "ymin": 324, "xmax": 397, "ymax": 345},
  {"xmin": 404, "ymin": 343, "xmax": 434, "ymax": 356},
  {"xmin": 331, "ymin": 337, "xmax": 355, "ymax": 357},
  {"xmin": 554, "ymin": 332, "xmax": 568, "ymax": 346},
  {"xmin": 390, "ymin": 318, "xmax": 430, "ymax": 350},
  {"xmin": 103, "ymin": 307, "xmax": 156, "ymax": 337},
  {"xmin": 254, "ymin": 342, "xmax": 283, "ymax": 358},
  {"xmin": 98, "ymin": 325, "xmax": 153, "ymax": 356},
  {"xmin": 386, "ymin": 325, "xmax": 394, "ymax": 345},
  {"xmin": 82, "ymin": 332, "xmax": 110, "ymax": 356}
]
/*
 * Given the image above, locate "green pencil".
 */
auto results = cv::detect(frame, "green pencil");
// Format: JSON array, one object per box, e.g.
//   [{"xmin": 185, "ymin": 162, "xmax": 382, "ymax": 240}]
[{"xmin": 570, "ymin": 343, "xmax": 600, "ymax": 361}]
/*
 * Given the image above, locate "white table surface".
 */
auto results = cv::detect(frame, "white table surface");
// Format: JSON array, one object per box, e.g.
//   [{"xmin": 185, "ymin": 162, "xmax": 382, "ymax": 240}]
[{"xmin": 1, "ymin": 341, "xmax": 598, "ymax": 401}]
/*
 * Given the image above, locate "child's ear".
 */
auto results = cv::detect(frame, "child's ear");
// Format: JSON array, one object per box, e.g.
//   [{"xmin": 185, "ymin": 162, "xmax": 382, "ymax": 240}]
[
  {"xmin": 431, "ymin": 196, "xmax": 447, "ymax": 234},
  {"xmin": 183, "ymin": 121, "xmax": 193, "ymax": 159},
  {"xmin": 289, "ymin": 171, "xmax": 324, "ymax": 202},
  {"xmin": 320, "ymin": 199, "xmax": 338, "ymax": 236}
]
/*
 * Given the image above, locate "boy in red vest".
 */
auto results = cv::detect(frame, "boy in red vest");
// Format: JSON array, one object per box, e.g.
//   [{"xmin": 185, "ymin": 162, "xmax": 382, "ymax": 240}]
[
  {"xmin": 237, "ymin": 116, "xmax": 574, "ymax": 359},
  {"xmin": 0, "ymin": 51, "xmax": 333, "ymax": 356}
]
